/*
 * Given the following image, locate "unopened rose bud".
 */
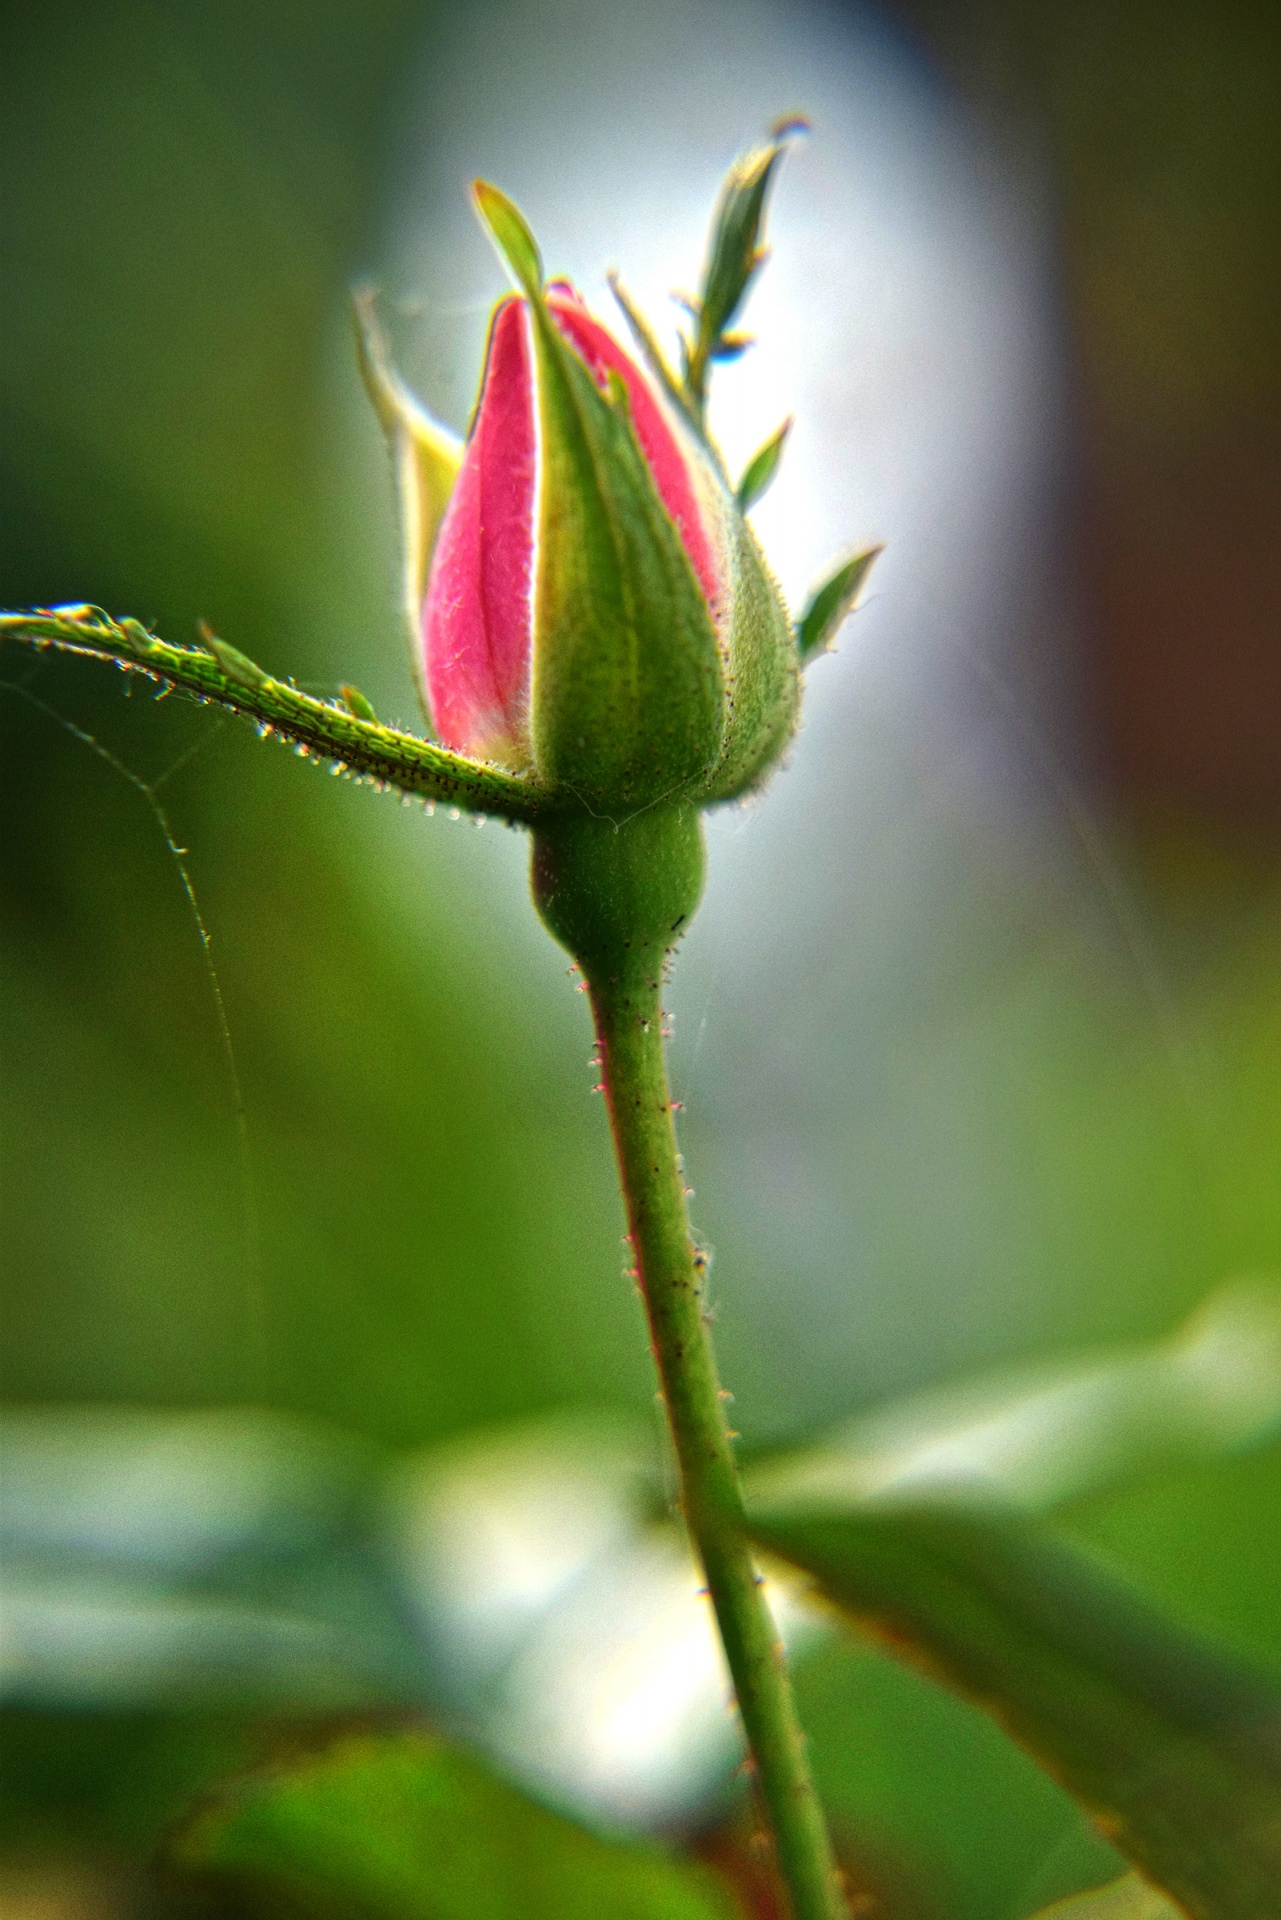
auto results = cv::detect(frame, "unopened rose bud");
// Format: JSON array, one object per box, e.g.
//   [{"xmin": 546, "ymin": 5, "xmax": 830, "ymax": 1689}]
[
  {"xmin": 355, "ymin": 129, "xmax": 880, "ymax": 863},
  {"xmin": 361, "ymin": 183, "xmax": 801, "ymax": 815}
]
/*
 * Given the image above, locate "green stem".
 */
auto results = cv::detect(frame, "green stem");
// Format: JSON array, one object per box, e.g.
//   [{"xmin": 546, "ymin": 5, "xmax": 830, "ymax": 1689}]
[
  {"xmin": 590, "ymin": 964, "xmax": 845, "ymax": 1920},
  {"xmin": 0, "ymin": 608, "xmax": 547, "ymax": 821},
  {"xmin": 532, "ymin": 808, "xmax": 845, "ymax": 1918}
]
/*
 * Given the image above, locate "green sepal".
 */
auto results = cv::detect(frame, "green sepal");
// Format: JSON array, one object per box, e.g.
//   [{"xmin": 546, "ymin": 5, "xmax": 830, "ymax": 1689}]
[
  {"xmin": 606, "ymin": 272, "xmax": 710, "ymax": 452},
  {"xmin": 0, "ymin": 607, "xmax": 548, "ymax": 822},
  {"xmin": 685, "ymin": 118, "xmax": 807, "ymax": 416},
  {"xmin": 353, "ymin": 287, "xmax": 464, "ymax": 724},
  {"xmin": 797, "ymin": 545, "xmax": 882, "ymax": 663},
  {"xmin": 703, "ymin": 506, "xmax": 799, "ymax": 803},
  {"xmin": 736, "ymin": 417, "xmax": 791, "ymax": 510},
  {"xmin": 530, "ymin": 305, "xmax": 725, "ymax": 809},
  {"xmin": 472, "ymin": 179, "xmax": 544, "ymax": 297}
]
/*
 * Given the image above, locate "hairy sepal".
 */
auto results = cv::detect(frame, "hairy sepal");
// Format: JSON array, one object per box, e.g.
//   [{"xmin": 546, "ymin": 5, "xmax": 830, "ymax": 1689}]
[
  {"xmin": 527, "ymin": 303, "xmax": 726, "ymax": 812},
  {"xmin": 699, "ymin": 492, "xmax": 800, "ymax": 803},
  {"xmin": 472, "ymin": 173, "xmax": 795, "ymax": 813}
]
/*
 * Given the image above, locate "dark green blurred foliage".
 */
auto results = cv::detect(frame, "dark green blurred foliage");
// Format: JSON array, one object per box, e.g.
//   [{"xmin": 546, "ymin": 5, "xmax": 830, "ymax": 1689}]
[
  {"xmin": 0, "ymin": 1713, "xmax": 261, "ymax": 1860},
  {"xmin": 0, "ymin": 0, "xmax": 642, "ymax": 1440},
  {"xmin": 4, "ymin": 2, "xmax": 1281, "ymax": 1914},
  {"xmin": 0, "ymin": 8, "xmax": 657, "ymax": 1880}
]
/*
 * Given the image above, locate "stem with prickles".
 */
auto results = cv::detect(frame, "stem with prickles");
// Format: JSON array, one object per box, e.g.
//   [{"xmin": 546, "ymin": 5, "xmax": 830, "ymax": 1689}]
[{"xmin": 532, "ymin": 806, "xmax": 846, "ymax": 1920}]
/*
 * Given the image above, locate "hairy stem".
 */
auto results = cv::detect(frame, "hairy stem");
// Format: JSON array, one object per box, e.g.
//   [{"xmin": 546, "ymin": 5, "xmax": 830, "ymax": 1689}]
[
  {"xmin": 0, "ymin": 608, "xmax": 547, "ymax": 821},
  {"xmin": 590, "ymin": 961, "xmax": 846, "ymax": 1920}
]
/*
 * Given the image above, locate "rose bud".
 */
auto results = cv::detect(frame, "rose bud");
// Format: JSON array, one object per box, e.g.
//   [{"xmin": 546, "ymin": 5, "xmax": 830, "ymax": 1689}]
[{"xmin": 359, "ymin": 183, "xmax": 801, "ymax": 816}]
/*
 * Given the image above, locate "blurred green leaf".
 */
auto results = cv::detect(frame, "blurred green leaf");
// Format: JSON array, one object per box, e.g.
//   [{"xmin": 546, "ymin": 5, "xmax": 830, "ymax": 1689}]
[
  {"xmin": 750, "ymin": 1501, "xmax": 1281, "ymax": 1918},
  {"xmin": 167, "ymin": 1728, "xmax": 741, "ymax": 1920},
  {"xmin": 1029, "ymin": 1874, "xmax": 1181, "ymax": 1919},
  {"xmin": 748, "ymin": 1278, "xmax": 1281, "ymax": 1520}
]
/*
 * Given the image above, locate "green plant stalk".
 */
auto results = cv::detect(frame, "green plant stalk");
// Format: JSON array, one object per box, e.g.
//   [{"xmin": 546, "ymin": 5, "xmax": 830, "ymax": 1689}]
[
  {"xmin": 590, "ymin": 963, "xmax": 845, "ymax": 1920},
  {"xmin": 532, "ymin": 805, "xmax": 845, "ymax": 1920},
  {"xmin": 0, "ymin": 610, "xmax": 547, "ymax": 820},
  {"xmin": 4, "ymin": 602, "xmax": 846, "ymax": 1911}
]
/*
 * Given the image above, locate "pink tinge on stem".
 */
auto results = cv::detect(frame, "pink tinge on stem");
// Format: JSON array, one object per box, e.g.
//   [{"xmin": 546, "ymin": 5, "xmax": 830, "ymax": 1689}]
[
  {"xmin": 547, "ymin": 285, "xmax": 724, "ymax": 619},
  {"xmin": 422, "ymin": 296, "xmax": 536, "ymax": 763}
]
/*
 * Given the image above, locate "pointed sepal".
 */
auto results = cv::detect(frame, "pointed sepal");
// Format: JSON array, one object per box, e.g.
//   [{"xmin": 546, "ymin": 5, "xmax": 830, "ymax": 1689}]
[
  {"xmin": 528, "ymin": 295, "xmax": 726, "ymax": 809},
  {"xmin": 736, "ymin": 417, "xmax": 792, "ymax": 511},
  {"xmin": 702, "ymin": 509, "xmax": 799, "ymax": 802},
  {"xmin": 353, "ymin": 288, "xmax": 463, "ymax": 722},
  {"xmin": 472, "ymin": 180, "xmax": 544, "ymax": 298},
  {"xmin": 683, "ymin": 117, "xmax": 807, "ymax": 417},
  {"xmin": 606, "ymin": 271, "xmax": 707, "ymax": 447},
  {"xmin": 797, "ymin": 545, "xmax": 883, "ymax": 663}
]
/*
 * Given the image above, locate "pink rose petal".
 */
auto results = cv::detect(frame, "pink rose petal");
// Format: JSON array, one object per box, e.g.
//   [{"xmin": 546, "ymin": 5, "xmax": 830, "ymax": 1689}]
[{"xmin": 422, "ymin": 296, "xmax": 536, "ymax": 761}]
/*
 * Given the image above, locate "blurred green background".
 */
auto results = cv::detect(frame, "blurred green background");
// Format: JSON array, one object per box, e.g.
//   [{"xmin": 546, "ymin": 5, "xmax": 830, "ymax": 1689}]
[{"xmin": 3, "ymin": 1, "xmax": 1281, "ymax": 1915}]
